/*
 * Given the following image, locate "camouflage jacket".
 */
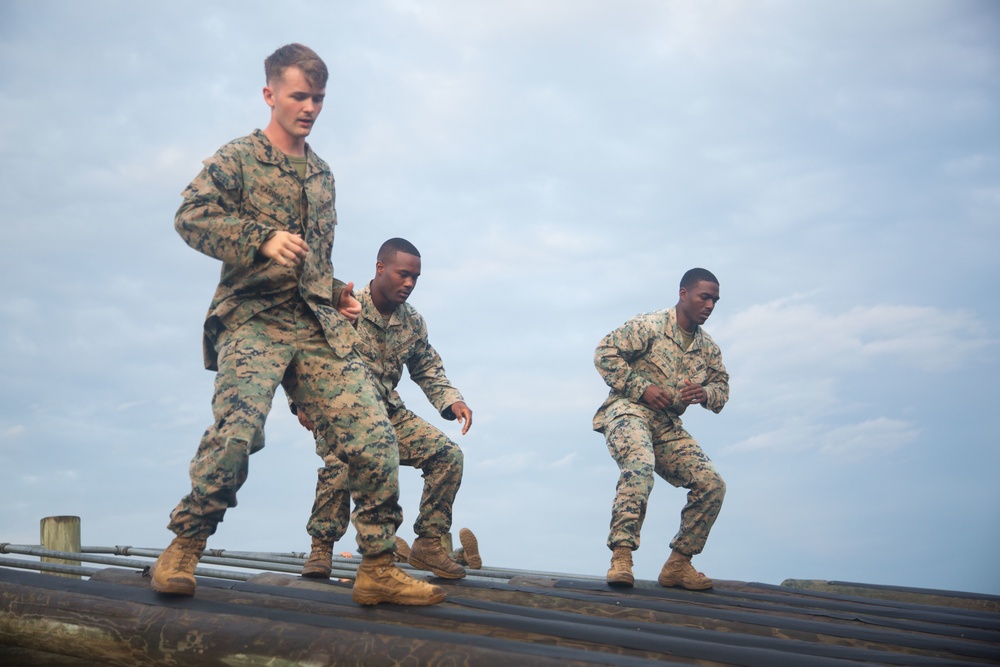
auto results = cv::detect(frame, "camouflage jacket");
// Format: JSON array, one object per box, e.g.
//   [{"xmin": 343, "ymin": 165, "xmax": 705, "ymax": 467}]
[
  {"xmin": 355, "ymin": 283, "xmax": 464, "ymax": 419},
  {"xmin": 593, "ymin": 306, "xmax": 729, "ymax": 432},
  {"xmin": 175, "ymin": 130, "xmax": 352, "ymax": 370}
]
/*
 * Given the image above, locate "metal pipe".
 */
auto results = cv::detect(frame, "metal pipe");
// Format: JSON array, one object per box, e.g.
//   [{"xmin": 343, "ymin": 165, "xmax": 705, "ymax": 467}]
[
  {"xmin": 0, "ymin": 555, "xmax": 98, "ymax": 577},
  {"xmin": 0, "ymin": 545, "xmax": 254, "ymax": 581},
  {"xmin": 15, "ymin": 543, "xmax": 561, "ymax": 584}
]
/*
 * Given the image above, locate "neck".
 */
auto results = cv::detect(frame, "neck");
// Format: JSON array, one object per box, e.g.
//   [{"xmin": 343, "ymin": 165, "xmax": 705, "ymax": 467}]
[
  {"xmin": 675, "ymin": 304, "xmax": 695, "ymax": 333},
  {"xmin": 263, "ymin": 124, "xmax": 306, "ymax": 157},
  {"xmin": 370, "ymin": 283, "xmax": 397, "ymax": 318}
]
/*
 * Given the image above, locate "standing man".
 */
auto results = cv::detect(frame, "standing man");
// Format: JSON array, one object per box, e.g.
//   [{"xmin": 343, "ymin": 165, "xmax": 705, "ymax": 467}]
[
  {"xmin": 297, "ymin": 238, "xmax": 475, "ymax": 580},
  {"xmin": 151, "ymin": 44, "xmax": 444, "ymax": 606},
  {"xmin": 594, "ymin": 268, "xmax": 729, "ymax": 590}
]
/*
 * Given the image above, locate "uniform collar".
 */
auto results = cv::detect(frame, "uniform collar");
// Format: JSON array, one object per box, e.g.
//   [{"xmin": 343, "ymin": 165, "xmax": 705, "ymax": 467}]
[
  {"xmin": 359, "ymin": 283, "xmax": 402, "ymax": 329},
  {"xmin": 667, "ymin": 307, "xmax": 701, "ymax": 348},
  {"xmin": 250, "ymin": 129, "xmax": 329, "ymax": 179}
]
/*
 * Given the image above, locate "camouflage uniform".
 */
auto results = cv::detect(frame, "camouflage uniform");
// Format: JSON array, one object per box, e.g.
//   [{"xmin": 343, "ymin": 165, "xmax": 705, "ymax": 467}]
[
  {"xmin": 307, "ymin": 283, "xmax": 465, "ymax": 543},
  {"xmin": 168, "ymin": 130, "xmax": 402, "ymax": 556},
  {"xmin": 594, "ymin": 306, "xmax": 729, "ymax": 556}
]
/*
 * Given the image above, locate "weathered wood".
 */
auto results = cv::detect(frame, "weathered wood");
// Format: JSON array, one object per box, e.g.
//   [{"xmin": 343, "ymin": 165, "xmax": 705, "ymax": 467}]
[
  {"xmin": 2, "ymin": 570, "xmax": 625, "ymax": 667},
  {"xmin": 92, "ymin": 569, "xmax": 677, "ymax": 663},
  {"xmin": 39, "ymin": 517, "xmax": 80, "ymax": 580}
]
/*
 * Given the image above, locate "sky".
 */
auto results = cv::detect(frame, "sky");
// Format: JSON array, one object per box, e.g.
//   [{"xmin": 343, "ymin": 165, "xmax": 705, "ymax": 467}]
[{"xmin": 1, "ymin": 1, "xmax": 998, "ymax": 596}]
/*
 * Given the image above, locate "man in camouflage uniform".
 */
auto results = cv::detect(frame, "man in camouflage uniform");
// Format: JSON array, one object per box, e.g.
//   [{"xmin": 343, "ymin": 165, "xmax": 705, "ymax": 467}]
[
  {"xmin": 594, "ymin": 268, "xmax": 729, "ymax": 590},
  {"xmin": 295, "ymin": 238, "xmax": 477, "ymax": 579},
  {"xmin": 150, "ymin": 44, "xmax": 444, "ymax": 606}
]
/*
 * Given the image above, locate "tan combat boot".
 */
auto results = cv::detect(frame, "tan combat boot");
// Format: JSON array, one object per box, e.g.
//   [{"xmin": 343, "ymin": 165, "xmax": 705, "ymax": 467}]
[
  {"xmin": 606, "ymin": 546, "xmax": 634, "ymax": 587},
  {"xmin": 459, "ymin": 528, "xmax": 482, "ymax": 570},
  {"xmin": 301, "ymin": 537, "xmax": 333, "ymax": 579},
  {"xmin": 149, "ymin": 536, "xmax": 207, "ymax": 596},
  {"xmin": 352, "ymin": 552, "xmax": 447, "ymax": 606},
  {"xmin": 393, "ymin": 536, "xmax": 411, "ymax": 563},
  {"xmin": 409, "ymin": 536, "xmax": 466, "ymax": 579},
  {"xmin": 658, "ymin": 551, "xmax": 713, "ymax": 590}
]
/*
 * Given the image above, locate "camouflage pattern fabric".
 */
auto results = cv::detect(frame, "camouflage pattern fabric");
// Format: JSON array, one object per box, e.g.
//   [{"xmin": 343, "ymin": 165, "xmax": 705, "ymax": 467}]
[
  {"xmin": 354, "ymin": 284, "xmax": 464, "ymax": 417},
  {"xmin": 308, "ymin": 407, "xmax": 463, "ymax": 541},
  {"xmin": 306, "ymin": 284, "xmax": 465, "ymax": 542},
  {"xmin": 168, "ymin": 131, "xmax": 402, "ymax": 556},
  {"xmin": 594, "ymin": 306, "xmax": 730, "ymax": 556},
  {"xmin": 169, "ymin": 301, "xmax": 402, "ymax": 556},
  {"xmin": 593, "ymin": 306, "xmax": 729, "ymax": 432},
  {"xmin": 175, "ymin": 130, "xmax": 353, "ymax": 371},
  {"xmin": 603, "ymin": 412, "xmax": 725, "ymax": 555}
]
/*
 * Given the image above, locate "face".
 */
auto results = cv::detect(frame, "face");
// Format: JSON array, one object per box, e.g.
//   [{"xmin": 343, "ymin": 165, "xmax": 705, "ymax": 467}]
[
  {"xmin": 679, "ymin": 280, "xmax": 720, "ymax": 327},
  {"xmin": 263, "ymin": 66, "xmax": 325, "ymax": 144},
  {"xmin": 374, "ymin": 251, "xmax": 421, "ymax": 308}
]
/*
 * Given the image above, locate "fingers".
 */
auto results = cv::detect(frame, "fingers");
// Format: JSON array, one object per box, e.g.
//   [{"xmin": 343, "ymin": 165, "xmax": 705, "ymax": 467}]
[
  {"xmin": 679, "ymin": 383, "xmax": 705, "ymax": 404},
  {"xmin": 261, "ymin": 231, "xmax": 310, "ymax": 267}
]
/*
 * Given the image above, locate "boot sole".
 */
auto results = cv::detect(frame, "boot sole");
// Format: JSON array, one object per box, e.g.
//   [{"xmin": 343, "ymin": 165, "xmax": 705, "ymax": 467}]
[
  {"xmin": 459, "ymin": 528, "xmax": 482, "ymax": 569},
  {"xmin": 658, "ymin": 577, "xmax": 713, "ymax": 590},
  {"xmin": 607, "ymin": 575, "xmax": 634, "ymax": 587},
  {"xmin": 352, "ymin": 588, "xmax": 447, "ymax": 606},
  {"xmin": 408, "ymin": 555, "xmax": 466, "ymax": 579},
  {"xmin": 149, "ymin": 565, "xmax": 196, "ymax": 596},
  {"xmin": 300, "ymin": 568, "xmax": 332, "ymax": 579}
]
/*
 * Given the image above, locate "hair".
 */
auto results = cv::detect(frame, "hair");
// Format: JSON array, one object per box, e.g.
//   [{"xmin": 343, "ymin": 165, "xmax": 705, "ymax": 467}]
[
  {"xmin": 264, "ymin": 43, "xmax": 328, "ymax": 89},
  {"xmin": 377, "ymin": 237, "xmax": 421, "ymax": 263},
  {"xmin": 680, "ymin": 267, "xmax": 719, "ymax": 289}
]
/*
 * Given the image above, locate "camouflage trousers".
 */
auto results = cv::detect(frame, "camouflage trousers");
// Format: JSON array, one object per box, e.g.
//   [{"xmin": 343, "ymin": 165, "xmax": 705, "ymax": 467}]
[
  {"xmin": 307, "ymin": 407, "xmax": 463, "ymax": 542},
  {"xmin": 604, "ymin": 412, "xmax": 725, "ymax": 556},
  {"xmin": 168, "ymin": 300, "xmax": 402, "ymax": 556}
]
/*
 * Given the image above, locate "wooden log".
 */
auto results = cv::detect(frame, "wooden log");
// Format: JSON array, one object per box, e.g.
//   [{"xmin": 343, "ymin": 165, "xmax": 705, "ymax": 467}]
[
  {"xmin": 1, "ymin": 569, "xmax": 614, "ymax": 667},
  {"xmin": 39, "ymin": 516, "xmax": 80, "ymax": 580},
  {"xmin": 781, "ymin": 579, "xmax": 1000, "ymax": 614}
]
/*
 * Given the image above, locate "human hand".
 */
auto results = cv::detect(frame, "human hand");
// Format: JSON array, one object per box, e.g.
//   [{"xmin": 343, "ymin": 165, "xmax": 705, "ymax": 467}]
[
  {"xmin": 640, "ymin": 385, "xmax": 674, "ymax": 411},
  {"xmin": 260, "ymin": 231, "xmax": 310, "ymax": 267},
  {"xmin": 451, "ymin": 401, "xmax": 473, "ymax": 435},
  {"xmin": 337, "ymin": 281, "xmax": 362, "ymax": 323},
  {"xmin": 679, "ymin": 379, "xmax": 706, "ymax": 405}
]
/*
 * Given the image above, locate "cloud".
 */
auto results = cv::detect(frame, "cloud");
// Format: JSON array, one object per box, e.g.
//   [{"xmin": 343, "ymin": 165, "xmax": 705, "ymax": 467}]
[
  {"xmin": 717, "ymin": 294, "xmax": 995, "ymax": 376},
  {"xmin": 818, "ymin": 417, "xmax": 920, "ymax": 459}
]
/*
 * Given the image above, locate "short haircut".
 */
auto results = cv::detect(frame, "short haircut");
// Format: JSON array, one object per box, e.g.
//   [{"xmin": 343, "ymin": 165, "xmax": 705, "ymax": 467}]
[
  {"xmin": 377, "ymin": 237, "xmax": 421, "ymax": 264},
  {"xmin": 680, "ymin": 268, "xmax": 719, "ymax": 289},
  {"xmin": 264, "ymin": 43, "xmax": 328, "ymax": 89}
]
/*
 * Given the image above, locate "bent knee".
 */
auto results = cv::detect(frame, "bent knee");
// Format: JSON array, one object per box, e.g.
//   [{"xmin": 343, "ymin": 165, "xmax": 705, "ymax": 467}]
[
  {"xmin": 705, "ymin": 471, "xmax": 726, "ymax": 500},
  {"xmin": 439, "ymin": 441, "xmax": 464, "ymax": 470}
]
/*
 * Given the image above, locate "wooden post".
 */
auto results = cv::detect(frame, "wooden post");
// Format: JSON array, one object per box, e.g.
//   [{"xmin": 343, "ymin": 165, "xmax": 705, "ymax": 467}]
[{"xmin": 40, "ymin": 516, "xmax": 81, "ymax": 579}]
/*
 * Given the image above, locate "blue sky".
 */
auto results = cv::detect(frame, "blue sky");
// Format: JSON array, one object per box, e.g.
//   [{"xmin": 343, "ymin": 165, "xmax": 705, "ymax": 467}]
[{"xmin": 1, "ymin": 0, "xmax": 998, "ymax": 594}]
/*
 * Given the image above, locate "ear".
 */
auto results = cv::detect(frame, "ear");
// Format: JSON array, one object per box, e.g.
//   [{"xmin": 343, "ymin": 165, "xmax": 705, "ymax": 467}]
[
  {"xmin": 263, "ymin": 85, "xmax": 275, "ymax": 109},
  {"xmin": 375, "ymin": 260, "xmax": 385, "ymax": 275}
]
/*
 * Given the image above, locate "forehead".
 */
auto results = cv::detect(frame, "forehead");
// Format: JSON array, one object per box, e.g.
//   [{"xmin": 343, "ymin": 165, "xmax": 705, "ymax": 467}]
[
  {"xmin": 272, "ymin": 66, "xmax": 324, "ymax": 94},
  {"xmin": 386, "ymin": 251, "xmax": 421, "ymax": 270},
  {"xmin": 690, "ymin": 280, "xmax": 720, "ymax": 296}
]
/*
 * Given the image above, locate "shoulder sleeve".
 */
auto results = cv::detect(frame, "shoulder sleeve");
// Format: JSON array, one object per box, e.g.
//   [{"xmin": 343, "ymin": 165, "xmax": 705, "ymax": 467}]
[
  {"xmin": 699, "ymin": 333, "xmax": 730, "ymax": 413},
  {"xmin": 404, "ymin": 310, "xmax": 464, "ymax": 418},
  {"xmin": 174, "ymin": 142, "xmax": 276, "ymax": 265},
  {"xmin": 594, "ymin": 314, "xmax": 654, "ymax": 404}
]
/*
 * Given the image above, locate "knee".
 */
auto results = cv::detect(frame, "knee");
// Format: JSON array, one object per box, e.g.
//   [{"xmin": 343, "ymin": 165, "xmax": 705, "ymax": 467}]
[
  {"xmin": 435, "ymin": 440, "xmax": 464, "ymax": 473},
  {"xmin": 703, "ymin": 470, "xmax": 726, "ymax": 502},
  {"xmin": 621, "ymin": 462, "xmax": 655, "ymax": 492}
]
